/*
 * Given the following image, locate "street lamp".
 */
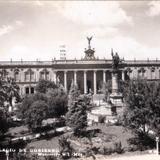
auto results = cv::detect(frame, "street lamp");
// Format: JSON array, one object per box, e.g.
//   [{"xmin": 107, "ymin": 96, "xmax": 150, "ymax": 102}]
[
  {"xmin": 156, "ymin": 136, "xmax": 159, "ymax": 155},
  {"xmin": 5, "ymin": 150, "xmax": 9, "ymax": 160}
]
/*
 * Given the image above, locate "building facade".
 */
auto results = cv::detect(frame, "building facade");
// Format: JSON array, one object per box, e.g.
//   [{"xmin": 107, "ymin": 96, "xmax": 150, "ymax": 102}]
[{"xmin": 0, "ymin": 40, "xmax": 160, "ymax": 96}]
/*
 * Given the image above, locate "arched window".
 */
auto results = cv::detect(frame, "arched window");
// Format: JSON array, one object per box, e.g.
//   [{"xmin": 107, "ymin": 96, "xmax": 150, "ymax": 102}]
[
  {"xmin": 151, "ymin": 67, "xmax": 155, "ymax": 79},
  {"xmin": 25, "ymin": 69, "xmax": 35, "ymax": 82},
  {"xmin": 40, "ymin": 69, "xmax": 49, "ymax": 80},
  {"xmin": 14, "ymin": 68, "xmax": 19, "ymax": 81},
  {"xmin": 138, "ymin": 67, "xmax": 145, "ymax": 79}
]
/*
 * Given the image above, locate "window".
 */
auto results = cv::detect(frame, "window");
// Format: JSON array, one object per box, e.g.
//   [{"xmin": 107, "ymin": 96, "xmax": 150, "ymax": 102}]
[
  {"xmin": 31, "ymin": 72, "xmax": 34, "ymax": 81},
  {"xmin": 31, "ymin": 87, "xmax": 34, "ymax": 94},
  {"xmin": 40, "ymin": 72, "xmax": 45, "ymax": 79},
  {"xmin": 25, "ymin": 72, "xmax": 30, "ymax": 81},
  {"xmin": 15, "ymin": 72, "xmax": 19, "ymax": 81},
  {"xmin": 25, "ymin": 69, "xmax": 35, "ymax": 81},
  {"xmin": 40, "ymin": 71, "xmax": 49, "ymax": 80},
  {"xmin": 46, "ymin": 72, "xmax": 49, "ymax": 80},
  {"xmin": 25, "ymin": 87, "xmax": 29, "ymax": 94},
  {"xmin": 151, "ymin": 67, "xmax": 155, "ymax": 79}
]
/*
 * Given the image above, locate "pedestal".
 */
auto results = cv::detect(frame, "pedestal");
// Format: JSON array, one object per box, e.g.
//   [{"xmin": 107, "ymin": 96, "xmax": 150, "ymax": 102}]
[
  {"xmin": 110, "ymin": 93, "xmax": 123, "ymax": 108},
  {"xmin": 110, "ymin": 70, "xmax": 123, "ymax": 107}
]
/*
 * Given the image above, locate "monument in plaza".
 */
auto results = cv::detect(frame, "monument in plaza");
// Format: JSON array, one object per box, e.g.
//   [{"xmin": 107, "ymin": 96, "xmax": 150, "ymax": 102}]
[
  {"xmin": 109, "ymin": 49, "xmax": 123, "ymax": 106},
  {"xmin": 87, "ymin": 49, "xmax": 124, "ymax": 125}
]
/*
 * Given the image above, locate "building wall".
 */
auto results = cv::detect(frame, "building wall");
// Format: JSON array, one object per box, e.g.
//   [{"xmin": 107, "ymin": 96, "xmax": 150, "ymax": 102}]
[{"xmin": 1, "ymin": 59, "xmax": 160, "ymax": 95}]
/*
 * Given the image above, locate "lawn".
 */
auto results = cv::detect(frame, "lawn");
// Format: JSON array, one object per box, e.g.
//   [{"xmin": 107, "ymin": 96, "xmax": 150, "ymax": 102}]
[
  {"xmin": 88, "ymin": 124, "xmax": 134, "ymax": 148},
  {"xmin": 7, "ymin": 124, "xmax": 134, "ymax": 150},
  {"xmin": 6, "ymin": 124, "xmax": 136, "ymax": 160},
  {"xmin": 25, "ymin": 124, "xmax": 134, "ymax": 151}
]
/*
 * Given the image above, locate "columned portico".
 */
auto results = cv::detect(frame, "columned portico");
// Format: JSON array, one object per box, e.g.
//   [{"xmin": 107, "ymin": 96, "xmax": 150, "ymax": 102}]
[
  {"xmin": 64, "ymin": 71, "xmax": 67, "ymax": 91},
  {"xmin": 84, "ymin": 71, "xmax": 87, "ymax": 94},
  {"xmin": 94, "ymin": 70, "xmax": 97, "ymax": 94}
]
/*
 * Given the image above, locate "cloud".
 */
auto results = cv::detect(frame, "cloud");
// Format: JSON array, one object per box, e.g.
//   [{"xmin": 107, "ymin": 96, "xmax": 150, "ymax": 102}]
[
  {"xmin": 0, "ymin": 20, "xmax": 23, "ymax": 37},
  {"xmin": 15, "ymin": 20, "xmax": 23, "ymax": 27},
  {"xmin": 54, "ymin": 1, "xmax": 132, "ymax": 27},
  {"xmin": 65, "ymin": 36, "xmax": 160, "ymax": 60},
  {"xmin": 105, "ymin": 36, "xmax": 160, "ymax": 60},
  {"xmin": 147, "ymin": 1, "xmax": 160, "ymax": 16},
  {"xmin": 83, "ymin": 27, "xmax": 118, "ymax": 38},
  {"xmin": 0, "ymin": 25, "xmax": 13, "ymax": 36},
  {"xmin": 34, "ymin": 0, "xmax": 44, "ymax": 6}
]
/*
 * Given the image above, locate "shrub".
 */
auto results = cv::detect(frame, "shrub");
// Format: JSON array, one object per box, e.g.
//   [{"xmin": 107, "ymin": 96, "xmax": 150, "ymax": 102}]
[
  {"xmin": 113, "ymin": 141, "xmax": 124, "ymax": 154},
  {"xmin": 99, "ymin": 115, "xmax": 106, "ymax": 123},
  {"xmin": 127, "ymin": 132, "xmax": 155, "ymax": 151},
  {"xmin": 98, "ymin": 141, "xmax": 124, "ymax": 155},
  {"xmin": 59, "ymin": 136, "xmax": 74, "ymax": 159},
  {"xmin": 11, "ymin": 151, "xmax": 39, "ymax": 160},
  {"xmin": 99, "ymin": 146, "xmax": 114, "ymax": 155}
]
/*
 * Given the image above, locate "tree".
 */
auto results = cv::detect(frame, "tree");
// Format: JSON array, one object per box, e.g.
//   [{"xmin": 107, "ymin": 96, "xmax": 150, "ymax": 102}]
[
  {"xmin": 123, "ymin": 80, "xmax": 160, "ymax": 136},
  {"xmin": 68, "ymin": 81, "xmax": 80, "ymax": 107},
  {"xmin": 66, "ymin": 96, "xmax": 88, "ymax": 136},
  {"xmin": 0, "ymin": 76, "xmax": 20, "ymax": 137},
  {"xmin": 5, "ymin": 77, "xmax": 21, "ymax": 107},
  {"xmin": 17, "ymin": 93, "xmax": 48, "ymax": 131},
  {"xmin": 18, "ymin": 87, "xmax": 68, "ymax": 131},
  {"xmin": 47, "ymin": 88, "xmax": 68, "ymax": 118},
  {"xmin": 0, "ymin": 107, "xmax": 9, "ymax": 136},
  {"xmin": 35, "ymin": 79, "xmax": 57, "ymax": 93},
  {"xmin": 17, "ymin": 93, "xmax": 48, "ymax": 120},
  {"xmin": 0, "ymin": 77, "xmax": 20, "ymax": 108},
  {"xmin": 25, "ymin": 100, "xmax": 48, "ymax": 132}
]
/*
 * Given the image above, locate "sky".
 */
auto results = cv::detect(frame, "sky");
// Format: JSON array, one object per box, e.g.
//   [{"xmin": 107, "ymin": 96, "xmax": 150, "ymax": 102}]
[{"xmin": 0, "ymin": 0, "xmax": 160, "ymax": 61}]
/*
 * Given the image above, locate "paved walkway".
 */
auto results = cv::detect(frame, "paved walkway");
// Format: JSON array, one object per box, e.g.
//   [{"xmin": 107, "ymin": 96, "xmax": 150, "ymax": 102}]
[{"xmin": 80, "ymin": 154, "xmax": 160, "ymax": 160}]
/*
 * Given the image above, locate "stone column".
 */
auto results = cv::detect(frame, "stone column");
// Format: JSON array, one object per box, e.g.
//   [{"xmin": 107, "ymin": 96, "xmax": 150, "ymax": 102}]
[
  {"xmin": 122, "ymin": 70, "xmax": 125, "ymax": 81},
  {"xmin": 64, "ymin": 71, "xmax": 67, "ymax": 91},
  {"xmin": 84, "ymin": 71, "xmax": 87, "ymax": 94},
  {"xmin": 103, "ymin": 70, "xmax": 106, "ymax": 83},
  {"xmin": 53, "ymin": 71, "xmax": 57, "ymax": 83},
  {"xmin": 74, "ymin": 71, "xmax": 77, "ymax": 85},
  {"xmin": 94, "ymin": 70, "xmax": 97, "ymax": 94}
]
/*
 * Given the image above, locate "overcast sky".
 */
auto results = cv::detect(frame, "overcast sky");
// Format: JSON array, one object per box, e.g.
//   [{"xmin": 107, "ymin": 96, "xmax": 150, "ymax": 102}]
[{"xmin": 0, "ymin": 1, "xmax": 160, "ymax": 61}]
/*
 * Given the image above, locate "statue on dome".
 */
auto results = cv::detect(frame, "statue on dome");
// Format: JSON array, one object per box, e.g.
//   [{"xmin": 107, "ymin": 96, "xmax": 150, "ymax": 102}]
[
  {"xmin": 87, "ymin": 36, "xmax": 92, "ymax": 49},
  {"xmin": 111, "ymin": 49, "xmax": 120, "ymax": 70},
  {"xmin": 84, "ymin": 36, "xmax": 95, "ymax": 60}
]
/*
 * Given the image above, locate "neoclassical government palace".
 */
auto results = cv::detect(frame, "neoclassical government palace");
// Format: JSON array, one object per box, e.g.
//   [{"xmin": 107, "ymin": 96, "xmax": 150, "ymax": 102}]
[{"xmin": 0, "ymin": 39, "xmax": 160, "ymax": 95}]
